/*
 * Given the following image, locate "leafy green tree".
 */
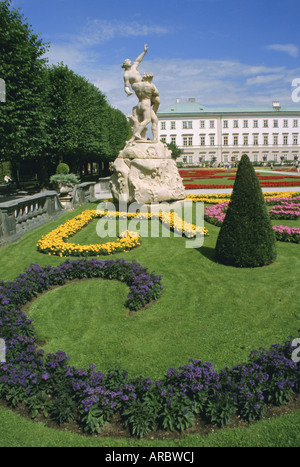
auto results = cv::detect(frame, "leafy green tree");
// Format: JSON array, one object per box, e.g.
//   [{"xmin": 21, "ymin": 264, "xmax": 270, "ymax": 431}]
[
  {"xmin": 215, "ymin": 154, "xmax": 277, "ymax": 267},
  {"xmin": 103, "ymin": 106, "xmax": 131, "ymax": 174},
  {"xmin": 167, "ymin": 142, "xmax": 183, "ymax": 160},
  {"xmin": 0, "ymin": 0, "xmax": 50, "ymax": 186},
  {"xmin": 44, "ymin": 64, "xmax": 130, "ymax": 178}
]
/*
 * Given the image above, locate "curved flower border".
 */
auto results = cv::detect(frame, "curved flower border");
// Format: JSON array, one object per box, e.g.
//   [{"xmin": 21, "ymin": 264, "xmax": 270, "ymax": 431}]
[
  {"xmin": 37, "ymin": 209, "xmax": 209, "ymax": 257},
  {"xmin": 36, "ymin": 210, "xmax": 141, "ymax": 257},
  {"xmin": 0, "ymin": 258, "xmax": 298, "ymax": 437}
]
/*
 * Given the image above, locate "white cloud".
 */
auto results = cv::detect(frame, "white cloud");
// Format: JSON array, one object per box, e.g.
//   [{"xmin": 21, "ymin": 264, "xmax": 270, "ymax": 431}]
[
  {"xmin": 246, "ymin": 74, "xmax": 286, "ymax": 86},
  {"xmin": 266, "ymin": 44, "xmax": 299, "ymax": 58},
  {"xmin": 44, "ymin": 41, "xmax": 300, "ymax": 115},
  {"xmin": 72, "ymin": 19, "xmax": 169, "ymax": 47}
]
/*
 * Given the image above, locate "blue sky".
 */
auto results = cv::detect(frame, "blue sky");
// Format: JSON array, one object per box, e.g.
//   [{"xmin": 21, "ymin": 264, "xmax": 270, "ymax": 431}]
[{"xmin": 10, "ymin": 0, "xmax": 300, "ymax": 114}]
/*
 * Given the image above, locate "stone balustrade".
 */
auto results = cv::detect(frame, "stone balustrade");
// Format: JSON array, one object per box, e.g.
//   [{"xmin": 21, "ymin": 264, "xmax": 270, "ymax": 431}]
[
  {"xmin": 0, "ymin": 181, "xmax": 104, "ymax": 245},
  {"xmin": 0, "ymin": 191, "xmax": 64, "ymax": 245}
]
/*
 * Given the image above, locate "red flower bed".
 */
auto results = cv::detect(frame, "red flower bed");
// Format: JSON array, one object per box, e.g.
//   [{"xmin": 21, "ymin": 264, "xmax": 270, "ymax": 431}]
[{"xmin": 180, "ymin": 169, "xmax": 300, "ymax": 189}]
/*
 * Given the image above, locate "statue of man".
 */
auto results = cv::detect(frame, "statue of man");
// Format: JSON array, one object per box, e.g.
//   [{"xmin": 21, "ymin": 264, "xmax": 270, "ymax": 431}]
[
  {"xmin": 127, "ymin": 72, "xmax": 160, "ymax": 142},
  {"xmin": 121, "ymin": 44, "xmax": 148, "ymax": 97}
]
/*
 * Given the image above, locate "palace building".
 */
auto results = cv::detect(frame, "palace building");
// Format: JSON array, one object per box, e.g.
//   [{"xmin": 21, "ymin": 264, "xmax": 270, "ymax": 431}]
[{"xmin": 157, "ymin": 99, "xmax": 300, "ymax": 165}]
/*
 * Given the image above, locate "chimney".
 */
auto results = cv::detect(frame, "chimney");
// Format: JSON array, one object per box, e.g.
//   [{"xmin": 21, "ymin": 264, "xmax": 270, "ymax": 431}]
[
  {"xmin": 176, "ymin": 98, "xmax": 180, "ymax": 103},
  {"xmin": 188, "ymin": 98, "xmax": 196, "ymax": 103},
  {"xmin": 273, "ymin": 101, "xmax": 281, "ymax": 110}
]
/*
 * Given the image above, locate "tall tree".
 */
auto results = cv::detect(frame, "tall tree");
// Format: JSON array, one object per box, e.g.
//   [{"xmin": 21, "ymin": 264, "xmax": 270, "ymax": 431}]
[
  {"xmin": 44, "ymin": 63, "xmax": 112, "ymax": 176},
  {"xmin": 0, "ymin": 0, "xmax": 50, "ymax": 186},
  {"xmin": 103, "ymin": 106, "xmax": 131, "ymax": 174}
]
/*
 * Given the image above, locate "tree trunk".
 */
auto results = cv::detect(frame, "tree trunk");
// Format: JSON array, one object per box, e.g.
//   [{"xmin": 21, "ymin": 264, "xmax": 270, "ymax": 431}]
[{"xmin": 36, "ymin": 157, "xmax": 49, "ymax": 190}]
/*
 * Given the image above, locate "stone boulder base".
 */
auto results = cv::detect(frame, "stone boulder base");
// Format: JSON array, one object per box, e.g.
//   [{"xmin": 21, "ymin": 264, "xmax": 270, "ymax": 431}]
[{"xmin": 110, "ymin": 141, "xmax": 186, "ymax": 204}]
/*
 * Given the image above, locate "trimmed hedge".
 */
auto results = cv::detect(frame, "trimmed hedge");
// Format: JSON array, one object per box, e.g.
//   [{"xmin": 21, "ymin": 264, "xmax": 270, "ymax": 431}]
[{"xmin": 215, "ymin": 154, "xmax": 277, "ymax": 267}]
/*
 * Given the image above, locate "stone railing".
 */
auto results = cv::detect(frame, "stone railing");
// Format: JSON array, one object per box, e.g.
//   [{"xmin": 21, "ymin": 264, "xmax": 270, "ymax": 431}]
[
  {"xmin": 94, "ymin": 177, "xmax": 112, "ymax": 199},
  {"xmin": 72, "ymin": 182, "xmax": 96, "ymax": 206},
  {"xmin": 0, "ymin": 191, "xmax": 64, "ymax": 245}
]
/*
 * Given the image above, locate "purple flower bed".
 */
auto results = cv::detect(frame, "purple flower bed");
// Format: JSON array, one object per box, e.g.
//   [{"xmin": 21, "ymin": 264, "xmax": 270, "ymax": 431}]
[{"xmin": 0, "ymin": 258, "xmax": 299, "ymax": 437}]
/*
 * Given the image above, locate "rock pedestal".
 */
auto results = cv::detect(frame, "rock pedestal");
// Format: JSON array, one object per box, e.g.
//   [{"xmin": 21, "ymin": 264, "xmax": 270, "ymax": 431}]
[{"xmin": 110, "ymin": 141, "xmax": 186, "ymax": 204}]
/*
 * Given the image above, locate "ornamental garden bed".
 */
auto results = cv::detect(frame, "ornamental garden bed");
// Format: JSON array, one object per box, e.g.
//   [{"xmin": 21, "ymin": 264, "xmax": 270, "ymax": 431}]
[
  {"xmin": 203, "ymin": 195, "xmax": 300, "ymax": 243},
  {"xmin": 0, "ymin": 200, "xmax": 299, "ymax": 445},
  {"xmin": 180, "ymin": 169, "xmax": 300, "ymax": 189}
]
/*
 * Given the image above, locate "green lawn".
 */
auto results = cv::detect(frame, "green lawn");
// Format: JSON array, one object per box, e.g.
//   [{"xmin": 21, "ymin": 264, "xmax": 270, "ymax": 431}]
[{"xmin": 0, "ymin": 201, "xmax": 299, "ymax": 446}]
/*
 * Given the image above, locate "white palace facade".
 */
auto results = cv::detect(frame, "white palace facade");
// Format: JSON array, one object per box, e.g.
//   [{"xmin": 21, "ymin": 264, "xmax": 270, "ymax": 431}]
[{"xmin": 157, "ymin": 99, "xmax": 300, "ymax": 165}]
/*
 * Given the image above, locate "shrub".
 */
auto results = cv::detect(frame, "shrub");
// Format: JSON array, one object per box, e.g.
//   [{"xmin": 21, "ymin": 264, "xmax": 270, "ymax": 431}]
[
  {"xmin": 215, "ymin": 154, "xmax": 277, "ymax": 267},
  {"xmin": 50, "ymin": 173, "xmax": 80, "ymax": 185},
  {"xmin": 56, "ymin": 163, "xmax": 70, "ymax": 175}
]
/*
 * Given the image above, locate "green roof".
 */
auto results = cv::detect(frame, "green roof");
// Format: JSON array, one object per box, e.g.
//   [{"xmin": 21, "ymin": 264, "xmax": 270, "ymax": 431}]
[{"xmin": 158, "ymin": 101, "xmax": 300, "ymax": 116}]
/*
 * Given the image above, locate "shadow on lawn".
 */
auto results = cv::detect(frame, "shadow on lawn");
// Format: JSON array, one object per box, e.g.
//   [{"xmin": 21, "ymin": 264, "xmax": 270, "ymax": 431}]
[{"xmin": 196, "ymin": 245, "xmax": 218, "ymax": 263}]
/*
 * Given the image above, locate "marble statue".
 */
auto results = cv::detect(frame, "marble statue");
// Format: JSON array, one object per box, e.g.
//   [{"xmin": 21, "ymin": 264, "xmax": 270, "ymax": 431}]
[{"xmin": 109, "ymin": 45, "xmax": 186, "ymax": 204}]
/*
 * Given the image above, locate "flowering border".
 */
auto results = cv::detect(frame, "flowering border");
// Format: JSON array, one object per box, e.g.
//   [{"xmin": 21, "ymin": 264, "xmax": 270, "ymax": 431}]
[
  {"xmin": 204, "ymin": 199, "xmax": 300, "ymax": 244},
  {"xmin": 0, "ymin": 259, "xmax": 298, "ymax": 437},
  {"xmin": 36, "ymin": 210, "xmax": 141, "ymax": 257},
  {"xmin": 37, "ymin": 209, "xmax": 209, "ymax": 257},
  {"xmin": 180, "ymin": 169, "xmax": 300, "ymax": 190}
]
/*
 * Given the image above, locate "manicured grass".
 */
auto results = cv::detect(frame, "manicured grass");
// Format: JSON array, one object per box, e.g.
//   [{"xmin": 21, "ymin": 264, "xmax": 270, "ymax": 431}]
[
  {"xmin": 0, "ymin": 201, "xmax": 299, "ymax": 446},
  {"xmin": 0, "ymin": 405, "xmax": 299, "ymax": 447}
]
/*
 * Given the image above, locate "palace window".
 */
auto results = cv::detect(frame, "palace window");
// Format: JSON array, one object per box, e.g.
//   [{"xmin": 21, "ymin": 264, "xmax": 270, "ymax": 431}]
[
  {"xmin": 170, "ymin": 121, "xmax": 176, "ymax": 129},
  {"xmin": 161, "ymin": 122, "xmax": 166, "ymax": 130},
  {"xmin": 283, "ymin": 134, "xmax": 288, "ymax": 145},
  {"xmin": 183, "ymin": 121, "xmax": 193, "ymax": 129},
  {"xmin": 293, "ymin": 134, "xmax": 298, "ymax": 145},
  {"xmin": 244, "ymin": 135, "xmax": 249, "ymax": 146},
  {"xmin": 200, "ymin": 135, "xmax": 206, "ymax": 146},
  {"xmin": 200, "ymin": 120, "xmax": 205, "ymax": 129},
  {"xmin": 223, "ymin": 135, "xmax": 228, "ymax": 145},
  {"xmin": 210, "ymin": 135, "xmax": 215, "ymax": 146},
  {"xmin": 283, "ymin": 120, "xmax": 288, "ymax": 128},
  {"xmin": 264, "ymin": 135, "xmax": 269, "ymax": 145},
  {"xmin": 183, "ymin": 136, "xmax": 193, "ymax": 146},
  {"xmin": 243, "ymin": 120, "xmax": 248, "ymax": 128},
  {"xmin": 263, "ymin": 120, "xmax": 268, "ymax": 128},
  {"xmin": 253, "ymin": 120, "xmax": 258, "ymax": 128},
  {"xmin": 210, "ymin": 120, "xmax": 215, "ymax": 129},
  {"xmin": 233, "ymin": 120, "xmax": 239, "ymax": 128},
  {"xmin": 273, "ymin": 134, "xmax": 278, "ymax": 145},
  {"xmin": 223, "ymin": 120, "xmax": 228, "ymax": 128},
  {"xmin": 253, "ymin": 135, "xmax": 259, "ymax": 145}
]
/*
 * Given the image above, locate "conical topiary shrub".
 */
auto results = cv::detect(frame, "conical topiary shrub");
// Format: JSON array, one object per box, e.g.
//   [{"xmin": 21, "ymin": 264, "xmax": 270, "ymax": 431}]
[{"xmin": 215, "ymin": 154, "xmax": 277, "ymax": 267}]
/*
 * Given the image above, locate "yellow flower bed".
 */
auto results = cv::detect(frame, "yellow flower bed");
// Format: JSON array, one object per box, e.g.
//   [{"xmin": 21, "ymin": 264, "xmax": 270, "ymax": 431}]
[
  {"xmin": 187, "ymin": 191, "xmax": 300, "ymax": 204},
  {"xmin": 37, "ymin": 208, "xmax": 209, "ymax": 257},
  {"xmin": 160, "ymin": 211, "xmax": 209, "ymax": 238},
  {"xmin": 37, "ymin": 210, "xmax": 141, "ymax": 257}
]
